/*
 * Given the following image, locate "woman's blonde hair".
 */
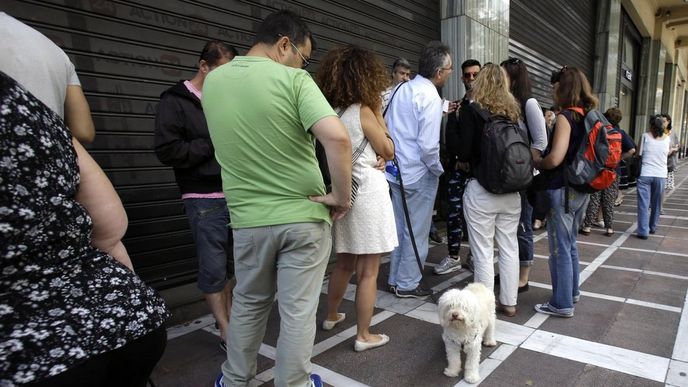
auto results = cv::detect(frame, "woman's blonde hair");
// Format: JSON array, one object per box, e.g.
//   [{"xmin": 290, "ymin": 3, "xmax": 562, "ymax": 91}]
[{"xmin": 471, "ymin": 63, "xmax": 521, "ymax": 122}]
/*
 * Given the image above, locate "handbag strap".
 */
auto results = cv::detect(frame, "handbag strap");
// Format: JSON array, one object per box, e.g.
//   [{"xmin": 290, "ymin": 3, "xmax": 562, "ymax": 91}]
[
  {"xmin": 383, "ymin": 80, "xmax": 408, "ymax": 117},
  {"xmin": 638, "ymin": 133, "xmax": 647, "ymax": 156},
  {"xmin": 335, "ymin": 107, "xmax": 369, "ymax": 163}
]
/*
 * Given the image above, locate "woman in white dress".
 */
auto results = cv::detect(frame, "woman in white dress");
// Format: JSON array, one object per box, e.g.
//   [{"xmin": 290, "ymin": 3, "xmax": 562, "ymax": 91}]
[{"xmin": 315, "ymin": 45, "xmax": 397, "ymax": 352}]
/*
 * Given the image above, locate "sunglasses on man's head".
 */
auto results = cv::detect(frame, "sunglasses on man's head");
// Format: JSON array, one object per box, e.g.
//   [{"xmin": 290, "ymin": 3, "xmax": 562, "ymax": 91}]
[
  {"xmin": 550, "ymin": 65, "xmax": 569, "ymax": 83},
  {"xmin": 506, "ymin": 57, "xmax": 522, "ymax": 65}
]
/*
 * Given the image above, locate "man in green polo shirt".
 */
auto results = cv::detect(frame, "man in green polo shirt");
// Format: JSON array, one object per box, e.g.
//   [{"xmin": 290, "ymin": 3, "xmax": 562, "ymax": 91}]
[{"xmin": 203, "ymin": 10, "xmax": 352, "ymax": 387}]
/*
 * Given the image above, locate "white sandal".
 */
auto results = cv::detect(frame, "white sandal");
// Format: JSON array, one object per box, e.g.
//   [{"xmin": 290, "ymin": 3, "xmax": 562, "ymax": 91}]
[{"xmin": 354, "ymin": 334, "xmax": 390, "ymax": 352}]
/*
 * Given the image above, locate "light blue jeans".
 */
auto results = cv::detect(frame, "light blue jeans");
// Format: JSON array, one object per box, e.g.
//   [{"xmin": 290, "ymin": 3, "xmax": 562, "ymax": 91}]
[
  {"xmin": 545, "ymin": 187, "xmax": 590, "ymax": 313},
  {"xmin": 636, "ymin": 176, "xmax": 665, "ymax": 236},
  {"xmin": 388, "ymin": 171, "xmax": 439, "ymax": 291}
]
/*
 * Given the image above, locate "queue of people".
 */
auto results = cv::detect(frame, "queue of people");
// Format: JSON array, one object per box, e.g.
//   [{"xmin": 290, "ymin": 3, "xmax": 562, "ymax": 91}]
[{"xmin": 1, "ymin": 7, "xmax": 682, "ymax": 387}]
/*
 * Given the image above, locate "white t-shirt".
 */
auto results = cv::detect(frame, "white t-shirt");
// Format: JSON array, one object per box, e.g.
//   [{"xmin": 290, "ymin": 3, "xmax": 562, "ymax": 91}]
[
  {"xmin": 639, "ymin": 132, "xmax": 671, "ymax": 178},
  {"xmin": 0, "ymin": 12, "xmax": 81, "ymax": 118}
]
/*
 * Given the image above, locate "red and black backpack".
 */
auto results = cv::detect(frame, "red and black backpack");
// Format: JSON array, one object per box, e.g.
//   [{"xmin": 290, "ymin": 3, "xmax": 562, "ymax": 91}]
[{"xmin": 565, "ymin": 107, "xmax": 623, "ymax": 193}]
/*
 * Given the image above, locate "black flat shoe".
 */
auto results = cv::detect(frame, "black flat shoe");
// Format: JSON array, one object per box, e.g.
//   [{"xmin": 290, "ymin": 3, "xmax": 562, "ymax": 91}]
[{"xmin": 518, "ymin": 283, "xmax": 529, "ymax": 293}]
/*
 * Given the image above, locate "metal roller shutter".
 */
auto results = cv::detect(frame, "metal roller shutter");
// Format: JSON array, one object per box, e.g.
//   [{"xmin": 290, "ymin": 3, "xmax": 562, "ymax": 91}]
[
  {"xmin": 2, "ymin": 0, "xmax": 439, "ymax": 289},
  {"xmin": 509, "ymin": 0, "xmax": 597, "ymax": 108}
]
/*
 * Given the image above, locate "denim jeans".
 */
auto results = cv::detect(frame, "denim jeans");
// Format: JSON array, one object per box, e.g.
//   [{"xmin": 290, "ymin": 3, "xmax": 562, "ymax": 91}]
[
  {"xmin": 183, "ymin": 198, "xmax": 233, "ymax": 294},
  {"xmin": 636, "ymin": 176, "xmax": 665, "ymax": 236},
  {"xmin": 518, "ymin": 192, "xmax": 534, "ymax": 266},
  {"xmin": 388, "ymin": 171, "xmax": 439, "ymax": 291},
  {"xmin": 545, "ymin": 187, "xmax": 590, "ymax": 313}
]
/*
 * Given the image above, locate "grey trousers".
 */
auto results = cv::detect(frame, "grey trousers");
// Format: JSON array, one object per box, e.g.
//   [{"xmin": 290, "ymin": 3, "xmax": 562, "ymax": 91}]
[{"xmin": 221, "ymin": 222, "xmax": 332, "ymax": 387}]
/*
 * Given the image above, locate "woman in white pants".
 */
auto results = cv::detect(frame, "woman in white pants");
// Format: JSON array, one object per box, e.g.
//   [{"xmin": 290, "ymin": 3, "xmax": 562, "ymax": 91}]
[{"xmin": 455, "ymin": 64, "xmax": 522, "ymax": 316}]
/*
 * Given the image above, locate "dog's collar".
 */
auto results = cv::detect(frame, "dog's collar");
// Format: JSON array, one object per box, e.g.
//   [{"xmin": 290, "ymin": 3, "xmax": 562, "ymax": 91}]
[{"xmin": 447, "ymin": 332, "xmax": 479, "ymax": 345}]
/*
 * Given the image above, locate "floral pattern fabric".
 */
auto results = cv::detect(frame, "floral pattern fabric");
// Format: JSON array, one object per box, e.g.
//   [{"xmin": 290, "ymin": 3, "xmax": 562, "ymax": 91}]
[{"xmin": 0, "ymin": 72, "xmax": 169, "ymax": 386}]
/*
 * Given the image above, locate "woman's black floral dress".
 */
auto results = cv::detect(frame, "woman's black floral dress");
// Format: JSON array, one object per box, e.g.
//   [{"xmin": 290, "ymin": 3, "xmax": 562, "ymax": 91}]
[{"xmin": 0, "ymin": 72, "xmax": 169, "ymax": 386}]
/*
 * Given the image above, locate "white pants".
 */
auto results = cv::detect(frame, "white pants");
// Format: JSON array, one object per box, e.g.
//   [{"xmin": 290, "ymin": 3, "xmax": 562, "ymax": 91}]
[{"xmin": 463, "ymin": 179, "xmax": 521, "ymax": 306}]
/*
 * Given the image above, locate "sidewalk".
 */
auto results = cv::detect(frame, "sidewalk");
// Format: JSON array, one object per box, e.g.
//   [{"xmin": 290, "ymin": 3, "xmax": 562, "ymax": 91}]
[{"xmin": 151, "ymin": 166, "xmax": 688, "ymax": 387}]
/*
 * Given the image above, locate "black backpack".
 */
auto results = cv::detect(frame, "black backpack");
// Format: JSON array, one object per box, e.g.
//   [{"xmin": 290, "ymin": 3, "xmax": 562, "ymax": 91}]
[{"xmin": 473, "ymin": 105, "xmax": 533, "ymax": 194}]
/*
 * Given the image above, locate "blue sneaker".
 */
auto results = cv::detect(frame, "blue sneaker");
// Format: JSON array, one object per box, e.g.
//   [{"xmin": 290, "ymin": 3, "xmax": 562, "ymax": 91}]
[
  {"xmin": 214, "ymin": 372, "xmax": 225, "ymax": 387},
  {"xmin": 534, "ymin": 302, "xmax": 574, "ymax": 318},
  {"xmin": 310, "ymin": 374, "xmax": 323, "ymax": 387}
]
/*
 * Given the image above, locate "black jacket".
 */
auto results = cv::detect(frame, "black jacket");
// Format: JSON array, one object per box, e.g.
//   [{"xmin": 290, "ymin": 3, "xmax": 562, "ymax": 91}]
[
  {"xmin": 154, "ymin": 81, "xmax": 222, "ymax": 194},
  {"xmin": 445, "ymin": 95, "xmax": 472, "ymax": 172},
  {"xmin": 455, "ymin": 101, "xmax": 485, "ymax": 178}
]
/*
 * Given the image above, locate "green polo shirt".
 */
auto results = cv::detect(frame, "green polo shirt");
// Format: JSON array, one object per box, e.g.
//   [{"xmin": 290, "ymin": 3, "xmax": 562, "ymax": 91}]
[{"xmin": 202, "ymin": 56, "xmax": 336, "ymax": 228}]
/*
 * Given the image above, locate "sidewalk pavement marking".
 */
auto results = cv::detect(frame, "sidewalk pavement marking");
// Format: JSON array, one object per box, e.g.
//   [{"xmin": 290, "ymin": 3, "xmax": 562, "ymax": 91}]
[
  {"xmin": 619, "ymin": 246, "xmax": 688, "ymax": 258},
  {"xmin": 601, "ymin": 264, "xmax": 688, "ymax": 281},
  {"xmin": 535, "ymin": 253, "xmax": 592, "ymax": 265},
  {"xmin": 405, "ymin": 301, "xmax": 438, "ymax": 324},
  {"xmin": 258, "ymin": 343, "xmax": 276, "ymax": 359},
  {"xmin": 453, "ymin": 358, "xmax": 501, "ymax": 387},
  {"xmin": 312, "ymin": 363, "xmax": 371, "ymax": 387},
  {"xmin": 166, "ymin": 313, "xmax": 216, "ymax": 340},
  {"xmin": 666, "ymin": 359, "xmax": 688, "ymax": 387},
  {"xmin": 250, "ymin": 368, "xmax": 274, "ymax": 386},
  {"xmin": 577, "ymin": 240, "xmax": 614, "ymax": 248},
  {"xmin": 487, "ymin": 343, "xmax": 517, "ymax": 361},
  {"xmin": 524, "ymin": 313, "xmax": 548, "ymax": 329},
  {"xmin": 615, "ymin": 211, "xmax": 688, "ymax": 220},
  {"xmin": 521, "ymin": 330, "xmax": 670, "ymax": 382},
  {"xmin": 311, "ymin": 310, "xmax": 395, "ymax": 357},
  {"xmin": 494, "ymin": 320, "xmax": 534, "ymax": 346},
  {"xmin": 432, "ymin": 269, "xmax": 473, "ymax": 292},
  {"xmin": 528, "ymin": 281, "xmax": 682, "ymax": 313},
  {"xmin": 625, "ymin": 299, "xmax": 682, "ymax": 313},
  {"xmin": 672, "ymin": 289, "xmax": 688, "ymax": 362},
  {"xmin": 524, "ymin": 222, "xmax": 637, "ymax": 330},
  {"xmin": 578, "ymin": 222, "xmax": 635, "ymax": 283}
]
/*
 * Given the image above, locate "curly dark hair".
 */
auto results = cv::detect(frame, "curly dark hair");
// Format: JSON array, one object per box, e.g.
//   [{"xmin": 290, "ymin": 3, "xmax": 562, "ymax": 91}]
[{"xmin": 316, "ymin": 45, "xmax": 390, "ymax": 111}]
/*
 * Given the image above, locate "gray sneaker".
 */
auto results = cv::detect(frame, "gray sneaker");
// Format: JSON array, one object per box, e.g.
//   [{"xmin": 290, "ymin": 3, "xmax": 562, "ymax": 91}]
[{"xmin": 434, "ymin": 255, "xmax": 462, "ymax": 275}]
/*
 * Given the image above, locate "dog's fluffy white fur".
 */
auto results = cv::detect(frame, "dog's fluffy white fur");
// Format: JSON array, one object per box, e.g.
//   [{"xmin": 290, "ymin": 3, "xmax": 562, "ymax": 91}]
[{"xmin": 437, "ymin": 283, "xmax": 496, "ymax": 384}]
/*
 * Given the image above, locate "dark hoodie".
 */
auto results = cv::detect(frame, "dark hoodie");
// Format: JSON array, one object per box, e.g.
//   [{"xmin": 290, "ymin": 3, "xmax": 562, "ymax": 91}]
[{"xmin": 154, "ymin": 81, "xmax": 222, "ymax": 194}]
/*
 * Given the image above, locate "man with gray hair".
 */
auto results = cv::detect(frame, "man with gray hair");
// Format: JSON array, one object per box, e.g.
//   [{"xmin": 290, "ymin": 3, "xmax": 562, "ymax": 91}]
[
  {"xmin": 385, "ymin": 41, "xmax": 453, "ymax": 298},
  {"xmin": 381, "ymin": 57, "xmax": 411, "ymax": 111}
]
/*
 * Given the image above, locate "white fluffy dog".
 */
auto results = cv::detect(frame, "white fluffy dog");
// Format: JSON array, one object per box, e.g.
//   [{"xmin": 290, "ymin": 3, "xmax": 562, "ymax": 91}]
[{"xmin": 437, "ymin": 283, "xmax": 497, "ymax": 384}]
